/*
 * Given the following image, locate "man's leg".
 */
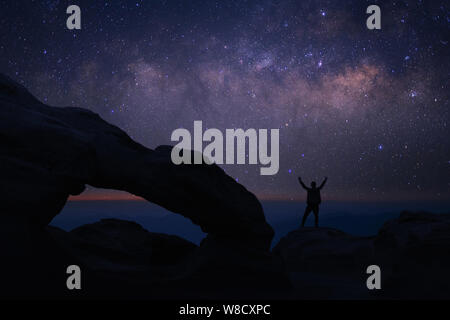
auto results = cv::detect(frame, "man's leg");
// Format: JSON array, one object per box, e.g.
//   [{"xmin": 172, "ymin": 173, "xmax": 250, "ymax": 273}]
[
  {"xmin": 313, "ymin": 205, "xmax": 319, "ymax": 227},
  {"xmin": 301, "ymin": 206, "xmax": 312, "ymax": 227}
]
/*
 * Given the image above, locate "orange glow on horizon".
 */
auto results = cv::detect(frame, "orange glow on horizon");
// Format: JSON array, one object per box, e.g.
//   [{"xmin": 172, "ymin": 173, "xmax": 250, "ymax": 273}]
[{"xmin": 69, "ymin": 192, "xmax": 144, "ymax": 201}]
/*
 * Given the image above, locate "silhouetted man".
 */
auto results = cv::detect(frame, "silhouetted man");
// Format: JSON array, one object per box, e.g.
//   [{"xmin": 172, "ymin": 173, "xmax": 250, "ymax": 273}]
[{"xmin": 298, "ymin": 176, "xmax": 327, "ymax": 227}]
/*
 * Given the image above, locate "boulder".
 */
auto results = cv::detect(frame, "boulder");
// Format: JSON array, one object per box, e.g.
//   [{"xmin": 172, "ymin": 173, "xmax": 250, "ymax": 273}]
[
  {"xmin": 273, "ymin": 212, "xmax": 450, "ymax": 299},
  {"xmin": 48, "ymin": 218, "xmax": 197, "ymax": 270},
  {"xmin": 273, "ymin": 227, "xmax": 374, "ymax": 275},
  {"xmin": 373, "ymin": 211, "xmax": 450, "ymax": 298}
]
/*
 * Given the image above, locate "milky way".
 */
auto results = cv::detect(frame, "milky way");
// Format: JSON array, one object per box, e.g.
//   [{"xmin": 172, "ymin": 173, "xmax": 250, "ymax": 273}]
[{"xmin": 1, "ymin": 0, "xmax": 449, "ymax": 201}]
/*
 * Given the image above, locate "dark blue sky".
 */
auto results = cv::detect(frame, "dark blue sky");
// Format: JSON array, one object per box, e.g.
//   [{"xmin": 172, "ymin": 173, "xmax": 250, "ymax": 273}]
[{"xmin": 0, "ymin": 0, "xmax": 449, "ymax": 201}]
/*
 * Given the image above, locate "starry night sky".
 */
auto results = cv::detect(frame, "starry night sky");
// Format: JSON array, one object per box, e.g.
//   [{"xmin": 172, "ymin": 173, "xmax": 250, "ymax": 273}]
[{"xmin": 0, "ymin": 0, "xmax": 449, "ymax": 201}]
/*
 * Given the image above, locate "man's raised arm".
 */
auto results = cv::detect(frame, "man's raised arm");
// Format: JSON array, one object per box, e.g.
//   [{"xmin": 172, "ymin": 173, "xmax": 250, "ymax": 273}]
[
  {"xmin": 298, "ymin": 177, "xmax": 308, "ymax": 190},
  {"xmin": 319, "ymin": 177, "xmax": 328, "ymax": 189}
]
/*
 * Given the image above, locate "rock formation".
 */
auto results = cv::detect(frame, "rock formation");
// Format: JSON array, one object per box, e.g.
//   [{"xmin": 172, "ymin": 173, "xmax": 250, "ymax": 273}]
[{"xmin": 0, "ymin": 73, "xmax": 273, "ymax": 250}]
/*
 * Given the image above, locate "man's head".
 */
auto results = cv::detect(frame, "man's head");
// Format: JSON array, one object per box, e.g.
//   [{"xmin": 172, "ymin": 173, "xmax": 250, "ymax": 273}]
[{"xmin": 311, "ymin": 181, "xmax": 317, "ymax": 188}]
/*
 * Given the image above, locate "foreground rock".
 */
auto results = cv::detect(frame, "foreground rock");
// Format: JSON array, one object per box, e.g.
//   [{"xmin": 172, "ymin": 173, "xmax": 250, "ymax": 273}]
[
  {"xmin": 273, "ymin": 211, "xmax": 450, "ymax": 299},
  {"xmin": 46, "ymin": 219, "xmax": 199, "ymax": 298},
  {"xmin": 374, "ymin": 211, "xmax": 450, "ymax": 298},
  {"xmin": 0, "ymin": 73, "xmax": 273, "ymax": 250},
  {"xmin": 44, "ymin": 219, "xmax": 290, "ymax": 299},
  {"xmin": 49, "ymin": 219, "xmax": 197, "ymax": 271},
  {"xmin": 274, "ymin": 227, "xmax": 374, "ymax": 275}
]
